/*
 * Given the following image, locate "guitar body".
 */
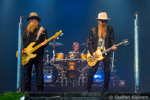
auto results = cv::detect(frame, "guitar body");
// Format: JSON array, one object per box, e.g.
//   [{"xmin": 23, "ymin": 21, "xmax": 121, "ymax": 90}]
[
  {"xmin": 16, "ymin": 42, "xmax": 37, "ymax": 65},
  {"xmin": 86, "ymin": 39, "xmax": 129, "ymax": 66},
  {"xmin": 87, "ymin": 48, "xmax": 104, "ymax": 66}
]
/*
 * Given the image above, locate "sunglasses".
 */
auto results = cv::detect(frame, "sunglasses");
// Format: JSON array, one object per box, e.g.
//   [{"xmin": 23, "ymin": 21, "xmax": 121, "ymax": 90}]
[
  {"xmin": 29, "ymin": 17, "xmax": 38, "ymax": 20},
  {"xmin": 99, "ymin": 20, "xmax": 108, "ymax": 23}
]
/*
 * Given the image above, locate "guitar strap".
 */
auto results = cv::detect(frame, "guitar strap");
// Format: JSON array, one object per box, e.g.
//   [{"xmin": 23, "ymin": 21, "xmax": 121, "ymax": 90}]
[{"xmin": 36, "ymin": 27, "xmax": 45, "ymax": 41}]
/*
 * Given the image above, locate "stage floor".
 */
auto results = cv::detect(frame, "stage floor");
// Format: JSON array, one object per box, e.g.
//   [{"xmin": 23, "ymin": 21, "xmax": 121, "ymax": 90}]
[
  {"xmin": 22, "ymin": 86, "xmax": 129, "ymax": 93},
  {"xmin": 24, "ymin": 92, "xmax": 150, "ymax": 100}
]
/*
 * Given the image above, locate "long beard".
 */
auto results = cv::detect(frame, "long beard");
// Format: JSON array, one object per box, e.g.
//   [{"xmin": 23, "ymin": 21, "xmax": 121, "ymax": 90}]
[
  {"xmin": 27, "ymin": 21, "xmax": 38, "ymax": 33},
  {"xmin": 98, "ymin": 23, "xmax": 107, "ymax": 38}
]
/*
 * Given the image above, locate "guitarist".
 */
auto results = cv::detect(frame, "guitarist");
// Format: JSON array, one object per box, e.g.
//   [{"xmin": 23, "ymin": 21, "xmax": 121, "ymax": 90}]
[
  {"xmin": 86, "ymin": 12, "xmax": 117, "ymax": 93},
  {"xmin": 22, "ymin": 12, "xmax": 48, "ymax": 92}
]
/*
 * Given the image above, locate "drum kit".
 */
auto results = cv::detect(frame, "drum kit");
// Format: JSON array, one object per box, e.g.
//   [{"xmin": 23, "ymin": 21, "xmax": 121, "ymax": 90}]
[
  {"xmin": 43, "ymin": 40, "xmax": 89, "ymax": 87},
  {"xmin": 41, "ymin": 39, "xmax": 117, "ymax": 87}
]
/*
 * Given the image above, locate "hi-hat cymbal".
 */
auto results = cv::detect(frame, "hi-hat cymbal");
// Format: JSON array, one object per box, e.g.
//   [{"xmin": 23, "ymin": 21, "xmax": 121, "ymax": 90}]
[
  {"xmin": 45, "ymin": 50, "xmax": 50, "ymax": 53},
  {"xmin": 44, "ymin": 50, "xmax": 53, "ymax": 53},
  {"xmin": 80, "ymin": 42, "xmax": 87, "ymax": 46},
  {"xmin": 49, "ymin": 42, "xmax": 63, "ymax": 46}
]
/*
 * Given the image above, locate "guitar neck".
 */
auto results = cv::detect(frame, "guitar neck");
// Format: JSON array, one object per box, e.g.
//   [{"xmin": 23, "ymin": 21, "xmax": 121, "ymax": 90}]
[
  {"xmin": 30, "ymin": 36, "xmax": 54, "ymax": 53},
  {"xmin": 102, "ymin": 42, "xmax": 123, "ymax": 54}
]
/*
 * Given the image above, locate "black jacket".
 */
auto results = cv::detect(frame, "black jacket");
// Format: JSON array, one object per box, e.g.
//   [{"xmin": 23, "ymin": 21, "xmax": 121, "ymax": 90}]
[
  {"xmin": 88, "ymin": 26, "xmax": 115, "ymax": 62},
  {"xmin": 23, "ymin": 26, "xmax": 48, "ymax": 55}
]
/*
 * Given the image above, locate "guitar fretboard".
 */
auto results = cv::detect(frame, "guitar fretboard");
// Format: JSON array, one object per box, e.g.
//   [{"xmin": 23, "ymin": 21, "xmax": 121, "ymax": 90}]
[
  {"xmin": 30, "ymin": 36, "xmax": 55, "ymax": 53},
  {"xmin": 30, "ymin": 30, "xmax": 62, "ymax": 53},
  {"xmin": 101, "ymin": 42, "xmax": 123, "ymax": 54}
]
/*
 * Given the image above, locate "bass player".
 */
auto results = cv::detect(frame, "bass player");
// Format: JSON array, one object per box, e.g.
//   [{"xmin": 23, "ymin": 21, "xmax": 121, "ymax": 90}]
[{"xmin": 22, "ymin": 12, "xmax": 48, "ymax": 92}]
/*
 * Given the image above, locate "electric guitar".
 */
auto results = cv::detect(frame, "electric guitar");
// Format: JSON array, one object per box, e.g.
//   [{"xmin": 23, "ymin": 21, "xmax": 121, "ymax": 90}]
[
  {"xmin": 16, "ymin": 30, "xmax": 62, "ymax": 65},
  {"xmin": 87, "ymin": 39, "xmax": 129, "ymax": 66}
]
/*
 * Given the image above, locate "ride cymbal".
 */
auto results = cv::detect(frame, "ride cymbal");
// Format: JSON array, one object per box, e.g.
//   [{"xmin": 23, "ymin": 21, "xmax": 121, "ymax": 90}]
[
  {"xmin": 49, "ymin": 42, "xmax": 63, "ymax": 46},
  {"xmin": 80, "ymin": 42, "xmax": 87, "ymax": 46}
]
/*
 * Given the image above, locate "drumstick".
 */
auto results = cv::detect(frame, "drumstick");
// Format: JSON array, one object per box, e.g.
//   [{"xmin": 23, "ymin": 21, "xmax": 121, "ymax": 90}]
[{"xmin": 81, "ymin": 49, "xmax": 86, "ymax": 54}]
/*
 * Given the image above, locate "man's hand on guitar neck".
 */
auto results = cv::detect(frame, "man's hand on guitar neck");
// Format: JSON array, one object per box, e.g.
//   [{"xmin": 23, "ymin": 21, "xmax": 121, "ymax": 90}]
[
  {"xmin": 42, "ymin": 39, "xmax": 47, "ymax": 46},
  {"xmin": 112, "ymin": 44, "xmax": 117, "ymax": 51}
]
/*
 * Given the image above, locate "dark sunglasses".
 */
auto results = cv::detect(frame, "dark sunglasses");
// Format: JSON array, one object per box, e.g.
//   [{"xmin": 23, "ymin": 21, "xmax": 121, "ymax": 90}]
[
  {"xmin": 99, "ymin": 20, "xmax": 108, "ymax": 23},
  {"xmin": 29, "ymin": 17, "xmax": 38, "ymax": 20}
]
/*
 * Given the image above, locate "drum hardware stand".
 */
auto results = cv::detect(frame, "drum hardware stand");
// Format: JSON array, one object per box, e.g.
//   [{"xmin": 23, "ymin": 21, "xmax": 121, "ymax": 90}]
[
  {"xmin": 72, "ymin": 79, "xmax": 75, "ymax": 87},
  {"xmin": 78, "ymin": 64, "xmax": 89, "ymax": 86},
  {"xmin": 67, "ymin": 78, "xmax": 78, "ymax": 87},
  {"xmin": 81, "ymin": 76, "xmax": 86, "ymax": 86},
  {"xmin": 60, "ymin": 70, "xmax": 67, "ymax": 86},
  {"xmin": 78, "ymin": 77, "xmax": 81, "ymax": 86},
  {"xmin": 60, "ymin": 76, "xmax": 64, "ymax": 86},
  {"xmin": 52, "ymin": 39, "xmax": 56, "ymax": 63},
  {"xmin": 44, "ymin": 53, "xmax": 50, "ymax": 65},
  {"xmin": 52, "ymin": 32, "xmax": 63, "ymax": 63},
  {"xmin": 53, "ymin": 64, "xmax": 67, "ymax": 86},
  {"xmin": 65, "ymin": 77, "xmax": 67, "ymax": 86}
]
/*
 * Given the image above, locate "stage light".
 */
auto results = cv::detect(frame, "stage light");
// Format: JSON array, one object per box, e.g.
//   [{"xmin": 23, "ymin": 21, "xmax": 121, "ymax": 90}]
[
  {"xmin": 94, "ymin": 74, "xmax": 102, "ymax": 79},
  {"xmin": 44, "ymin": 75, "xmax": 52, "ymax": 79}
]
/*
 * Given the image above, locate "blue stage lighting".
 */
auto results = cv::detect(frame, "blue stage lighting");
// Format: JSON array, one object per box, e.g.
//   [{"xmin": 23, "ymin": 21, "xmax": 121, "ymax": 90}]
[
  {"xmin": 94, "ymin": 74, "xmax": 102, "ymax": 79},
  {"xmin": 44, "ymin": 75, "xmax": 52, "ymax": 79}
]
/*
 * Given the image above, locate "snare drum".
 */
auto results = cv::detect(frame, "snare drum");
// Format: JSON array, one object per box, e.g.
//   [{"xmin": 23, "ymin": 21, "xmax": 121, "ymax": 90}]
[{"xmin": 68, "ymin": 51, "xmax": 76, "ymax": 59}]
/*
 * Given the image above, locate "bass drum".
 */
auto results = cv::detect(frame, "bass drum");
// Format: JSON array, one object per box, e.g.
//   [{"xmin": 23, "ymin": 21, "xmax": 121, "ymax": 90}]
[
  {"xmin": 43, "ymin": 65, "xmax": 58, "ymax": 86},
  {"xmin": 67, "ymin": 61, "xmax": 78, "ymax": 78}
]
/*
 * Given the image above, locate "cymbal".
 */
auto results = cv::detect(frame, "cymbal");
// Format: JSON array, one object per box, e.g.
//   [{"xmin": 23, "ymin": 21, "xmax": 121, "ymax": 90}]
[
  {"xmin": 80, "ymin": 42, "xmax": 87, "ymax": 46},
  {"xmin": 45, "ymin": 50, "xmax": 53, "ymax": 53},
  {"xmin": 49, "ymin": 42, "xmax": 63, "ymax": 46},
  {"xmin": 45, "ymin": 50, "xmax": 50, "ymax": 53}
]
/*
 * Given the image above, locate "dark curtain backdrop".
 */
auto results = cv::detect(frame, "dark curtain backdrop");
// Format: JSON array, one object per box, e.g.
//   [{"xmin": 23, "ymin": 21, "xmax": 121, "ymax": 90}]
[{"xmin": 0, "ymin": 0, "xmax": 150, "ymax": 93}]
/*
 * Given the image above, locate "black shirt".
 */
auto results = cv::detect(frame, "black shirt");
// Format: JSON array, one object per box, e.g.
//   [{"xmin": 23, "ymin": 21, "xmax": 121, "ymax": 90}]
[{"xmin": 23, "ymin": 26, "xmax": 48, "ymax": 55}]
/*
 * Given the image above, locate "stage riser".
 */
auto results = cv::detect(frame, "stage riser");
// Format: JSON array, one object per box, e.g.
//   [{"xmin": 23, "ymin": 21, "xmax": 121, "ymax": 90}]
[
  {"xmin": 25, "ymin": 92, "xmax": 150, "ymax": 100},
  {"xmin": 22, "ymin": 86, "xmax": 128, "ymax": 92},
  {"xmin": 26, "ymin": 97, "xmax": 109, "ymax": 100}
]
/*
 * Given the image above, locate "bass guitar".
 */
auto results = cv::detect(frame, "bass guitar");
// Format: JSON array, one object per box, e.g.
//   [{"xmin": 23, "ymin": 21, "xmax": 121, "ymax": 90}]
[{"xmin": 16, "ymin": 30, "xmax": 62, "ymax": 65}]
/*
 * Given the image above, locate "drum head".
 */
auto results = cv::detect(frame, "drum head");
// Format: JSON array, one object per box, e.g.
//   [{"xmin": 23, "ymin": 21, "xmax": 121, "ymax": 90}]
[
  {"xmin": 68, "ymin": 51, "xmax": 77, "ymax": 59},
  {"xmin": 54, "ymin": 53, "xmax": 65, "ymax": 64},
  {"xmin": 43, "ymin": 65, "xmax": 58, "ymax": 85}
]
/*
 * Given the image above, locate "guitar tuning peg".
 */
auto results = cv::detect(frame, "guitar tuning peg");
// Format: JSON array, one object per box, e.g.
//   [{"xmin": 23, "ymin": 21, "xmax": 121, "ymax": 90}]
[
  {"xmin": 57, "ymin": 37, "xmax": 59, "ymax": 39},
  {"xmin": 60, "ymin": 33, "xmax": 63, "ymax": 36}
]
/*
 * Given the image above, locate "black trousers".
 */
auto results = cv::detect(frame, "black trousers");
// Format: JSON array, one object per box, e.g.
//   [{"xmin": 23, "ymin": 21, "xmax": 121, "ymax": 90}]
[
  {"xmin": 86, "ymin": 60, "xmax": 110, "ymax": 92},
  {"xmin": 24, "ymin": 54, "xmax": 44, "ymax": 92}
]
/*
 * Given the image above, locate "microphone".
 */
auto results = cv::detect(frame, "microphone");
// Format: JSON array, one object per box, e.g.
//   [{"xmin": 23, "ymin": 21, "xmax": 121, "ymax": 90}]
[
  {"xmin": 134, "ymin": 12, "xmax": 138, "ymax": 16},
  {"xmin": 20, "ymin": 16, "xmax": 24, "ymax": 19}
]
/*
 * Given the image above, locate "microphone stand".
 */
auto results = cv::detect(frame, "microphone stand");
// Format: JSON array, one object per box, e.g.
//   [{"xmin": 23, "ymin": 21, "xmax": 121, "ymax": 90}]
[{"xmin": 16, "ymin": 16, "xmax": 24, "ymax": 92}]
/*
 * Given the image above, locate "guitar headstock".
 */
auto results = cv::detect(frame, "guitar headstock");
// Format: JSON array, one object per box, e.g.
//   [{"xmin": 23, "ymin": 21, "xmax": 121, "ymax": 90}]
[
  {"xmin": 53, "ymin": 30, "xmax": 63, "ymax": 39},
  {"xmin": 123, "ymin": 39, "xmax": 129, "ymax": 46}
]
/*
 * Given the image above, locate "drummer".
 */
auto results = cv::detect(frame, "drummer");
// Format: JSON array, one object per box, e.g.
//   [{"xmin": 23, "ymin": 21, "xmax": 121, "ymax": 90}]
[{"xmin": 69, "ymin": 42, "xmax": 81, "ymax": 58}]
